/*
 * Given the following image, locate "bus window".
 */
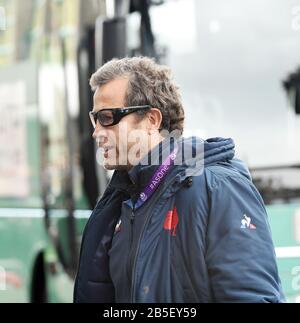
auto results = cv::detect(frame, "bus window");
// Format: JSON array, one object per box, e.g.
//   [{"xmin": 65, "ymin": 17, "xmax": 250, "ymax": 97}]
[{"xmin": 0, "ymin": 0, "xmax": 41, "ymax": 209}]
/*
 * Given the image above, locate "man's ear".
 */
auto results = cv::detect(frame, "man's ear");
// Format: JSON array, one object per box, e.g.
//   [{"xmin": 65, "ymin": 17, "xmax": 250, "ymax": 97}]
[{"xmin": 147, "ymin": 108, "xmax": 162, "ymax": 133}]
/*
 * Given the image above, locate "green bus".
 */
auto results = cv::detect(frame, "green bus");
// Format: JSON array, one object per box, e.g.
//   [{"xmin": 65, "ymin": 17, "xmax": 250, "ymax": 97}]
[{"xmin": 0, "ymin": 0, "xmax": 300, "ymax": 302}]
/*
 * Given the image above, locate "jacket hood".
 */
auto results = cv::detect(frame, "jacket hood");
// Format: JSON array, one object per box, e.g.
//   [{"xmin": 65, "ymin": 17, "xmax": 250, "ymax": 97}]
[
  {"xmin": 203, "ymin": 137, "xmax": 235, "ymax": 165},
  {"xmin": 177, "ymin": 136, "xmax": 251, "ymax": 181}
]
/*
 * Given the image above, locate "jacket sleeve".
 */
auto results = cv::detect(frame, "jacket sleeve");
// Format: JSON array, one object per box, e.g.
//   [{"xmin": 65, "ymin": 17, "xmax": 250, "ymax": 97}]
[
  {"xmin": 74, "ymin": 184, "xmax": 127, "ymax": 303},
  {"xmin": 205, "ymin": 173, "xmax": 285, "ymax": 302}
]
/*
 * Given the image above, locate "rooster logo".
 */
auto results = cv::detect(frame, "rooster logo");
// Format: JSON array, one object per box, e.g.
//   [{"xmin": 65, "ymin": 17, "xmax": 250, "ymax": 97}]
[
  {"xmin": 164, "ymin": 206, "xmax": 179, "ymax": 236},
  {"xmin": 240, "ymin": 214, "xmax": 256, "ymax": 230}
]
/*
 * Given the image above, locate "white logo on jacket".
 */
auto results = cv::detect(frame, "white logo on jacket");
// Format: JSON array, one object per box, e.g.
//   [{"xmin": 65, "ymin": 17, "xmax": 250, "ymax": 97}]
[{"xmin": 240, "ymin": 214, "xmax": 256, "ymax": 230}]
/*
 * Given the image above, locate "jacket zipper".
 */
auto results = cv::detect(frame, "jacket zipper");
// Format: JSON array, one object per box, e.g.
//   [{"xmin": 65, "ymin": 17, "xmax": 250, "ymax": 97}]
[
  {"xmin": 127, "ymin": 205, "xmax": 135, "ymax": 284},
  {"xmin": 129, "ymin": 177, "xmax": 181, "ymax": 302},
  {"xmin": 129, "ymin": 201, "xmax": 156, "ymax": 302}
]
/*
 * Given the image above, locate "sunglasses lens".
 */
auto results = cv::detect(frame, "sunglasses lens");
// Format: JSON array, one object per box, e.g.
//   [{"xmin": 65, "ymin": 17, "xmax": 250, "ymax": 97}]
[
  {"xmin": 98, "ymin": 110, "xmax": 114, "ymax": 126},
  {"xmin": 90, "ymin": 106, "xmax": 149, "ymax": 128}
]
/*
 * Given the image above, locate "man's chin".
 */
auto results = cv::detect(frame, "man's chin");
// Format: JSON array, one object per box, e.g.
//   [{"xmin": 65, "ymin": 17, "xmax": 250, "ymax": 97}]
[{"xmin": 103, "ymin": 161, "xmax": 130, "ymax": 171}]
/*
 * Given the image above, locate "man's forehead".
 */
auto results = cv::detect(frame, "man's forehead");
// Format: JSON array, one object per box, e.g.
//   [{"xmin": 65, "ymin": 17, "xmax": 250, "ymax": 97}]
[
  {"xmin": 94, "ymin": 88, "xmax": 114, "ymax": 104},
  {"xmin": 93, "ymin": 77, "xmax": 129, "ymax": 109}
]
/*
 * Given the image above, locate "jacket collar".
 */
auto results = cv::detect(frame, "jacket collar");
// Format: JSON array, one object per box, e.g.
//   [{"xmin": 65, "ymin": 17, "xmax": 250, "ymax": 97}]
[
  {"xmin": 108, "ymin": 170, "xmax": 137, "ymax": 199},
  {"xmin": 106, "ymin": 136, "xmax": 236, "ymax": 202}
]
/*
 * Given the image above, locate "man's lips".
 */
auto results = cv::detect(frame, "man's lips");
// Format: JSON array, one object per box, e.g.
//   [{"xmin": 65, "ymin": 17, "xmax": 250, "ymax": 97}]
[
  {"xmin": 101, "ymin": 146, "xmax": 114, "ymax": 157},
  {"xmin": 98, "ymin": 144, "xmax": 113, "ymax": 151}
]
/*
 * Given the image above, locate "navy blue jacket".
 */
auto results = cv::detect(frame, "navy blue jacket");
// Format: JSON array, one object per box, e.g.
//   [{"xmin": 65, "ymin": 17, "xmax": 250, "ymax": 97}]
[{"xmin": 74, "ymin": 137, "xmax": 284, "ymax": 303}]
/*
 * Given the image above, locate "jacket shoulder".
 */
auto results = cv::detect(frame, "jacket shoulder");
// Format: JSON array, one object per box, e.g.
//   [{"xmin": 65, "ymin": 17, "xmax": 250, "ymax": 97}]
[{"xmin": 204, "ymin": 161, "xmax": 251, "ymax": 192}]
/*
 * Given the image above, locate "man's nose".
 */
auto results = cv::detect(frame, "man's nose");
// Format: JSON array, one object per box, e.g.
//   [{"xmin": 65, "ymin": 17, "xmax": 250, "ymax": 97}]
[
  {"xmin": 92, "ymin": 124, "xmax": 99, "ymax": 140},
  {"xmin": 92, "ymin": 123, "xmax": 108, "ymax": 144},
  {"xmin": 92, "ymin": 120, "xmax": 103, "ymax": 139}
]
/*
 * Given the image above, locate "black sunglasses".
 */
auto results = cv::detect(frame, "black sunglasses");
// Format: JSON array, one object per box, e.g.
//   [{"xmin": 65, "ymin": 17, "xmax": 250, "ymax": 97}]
[{"xmin": 89, "ymin": 105, "xmax": 151, "ymax": 128}]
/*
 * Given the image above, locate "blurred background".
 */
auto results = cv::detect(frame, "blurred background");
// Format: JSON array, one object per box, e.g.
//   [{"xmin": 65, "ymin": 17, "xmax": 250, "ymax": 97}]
[{"xmin": 0, "ymin": 0, "xmax": 300, "ymax": 302}]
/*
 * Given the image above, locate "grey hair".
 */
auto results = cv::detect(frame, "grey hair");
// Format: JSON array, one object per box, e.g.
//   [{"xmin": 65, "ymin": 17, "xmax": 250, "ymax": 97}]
[{"xmin": 90, "ymin": 56, "xmax": 185, "ymax": 135}]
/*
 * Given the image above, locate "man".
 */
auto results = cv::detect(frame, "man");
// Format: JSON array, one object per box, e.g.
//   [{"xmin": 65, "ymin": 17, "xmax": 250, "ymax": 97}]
[{"xmin": 74, "ymin": 56, "xmax": 284, "ymax": 303}]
